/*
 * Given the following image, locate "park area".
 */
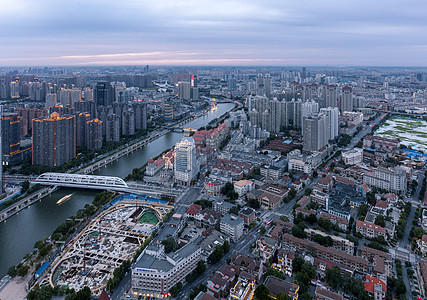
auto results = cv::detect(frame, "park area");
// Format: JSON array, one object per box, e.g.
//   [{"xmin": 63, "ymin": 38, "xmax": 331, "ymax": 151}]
[
  {"xmin": 138, "ymin": 212, "xmax": 159, "ymax": 225},
  {"xmin": 375, "ymin": 116, "xmax": 427, "ymax": 153}
]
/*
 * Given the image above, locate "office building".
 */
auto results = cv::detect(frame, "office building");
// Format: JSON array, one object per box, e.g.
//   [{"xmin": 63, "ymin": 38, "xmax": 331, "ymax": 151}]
[
  {"xmin": 95, "ymin": 81, "xmax": 113, "ymax": 106},
  {"xmin": 32, "ymin": 112, "xmax": 76, "ymax": 167},
  {"xmin": 1, "ymin": 113, "xmax": 21, "ymax": 165},
  {"xmin": 174, "ymin": 137, "xmax": 199, "ymax": 186},
  {"xmin": 86, "ymin": 119, "xmax": 102, "ymax": 150},
  {"xmin": 132, "ymin": 244, "xmax": 201, "ymax": 298},
  {"xmin": 341, "ymin": 86, "xmax": 353, "ymax": 112}
]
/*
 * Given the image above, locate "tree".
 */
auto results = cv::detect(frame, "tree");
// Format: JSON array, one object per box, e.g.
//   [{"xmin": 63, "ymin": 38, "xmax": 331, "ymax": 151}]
[
  {"xmin": 304, "ymin": 188, "xmax": 312, "ymax": 196},
  {"xmin": 260, "ymin": 226, "xmax": 266, "ymax": 234},
  {"xmin": 254, "ymin": 284, "xmax": 270, "ymax": 300},
  {"xmin": 291, "ymin": 225, "xmax": 306, "ymax": 238},
  {"xmin": 374, "ymin": 215, "xmax": 385, "ymax": 227},
  {"xmin": 292, "ymin": 257, "xmax": 305, "ymax": 273},
  {"xmin": 325, "ymin": 267, "xmax": 342, "ymax": 290},
  {"xmin": 7, "ymin": 265, "xmax": 16, "ymax": 277},
  {"xmin": 161, "ymin": 238, "xmax": 176, "ymax": 253},
  {"xmin": 276, "ymin": 292, "xmax": 291, "ymax": 300},
  {"xmin": 229, "ymin": 206, "xmax": 240, "ymax": 215},
  {"xmin": 301, "ymin": 261, "xmax": 316, "ymax": 279},
  {"xmin": 358, "ymin": 203, "xmax": 369, "ymax": 218},
  {"xmin": 223, "ymin": 240, "xmax": 230, "ymax": 253},
  {"xmin": 21, "ymin": 180, "xmax": 30, "ymax": 194},
  {"xmin": 247, "ymin": 198, "xmax": 260, "ymax": 209}
]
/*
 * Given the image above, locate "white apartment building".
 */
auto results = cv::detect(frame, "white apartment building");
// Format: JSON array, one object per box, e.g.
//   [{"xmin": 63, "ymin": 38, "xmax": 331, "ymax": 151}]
[
  {"xmin": 220, "ymin": 214, "xmax": 244, "ymax": 242},
  {"xmin": 363, "ymin": 166, "xmax": 407, "ymax": 194}
]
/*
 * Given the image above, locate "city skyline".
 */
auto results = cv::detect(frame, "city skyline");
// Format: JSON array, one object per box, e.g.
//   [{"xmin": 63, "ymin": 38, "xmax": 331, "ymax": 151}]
[{"xmin": 1, "ymin": 0, "xmax": 427, "ymax": 66}]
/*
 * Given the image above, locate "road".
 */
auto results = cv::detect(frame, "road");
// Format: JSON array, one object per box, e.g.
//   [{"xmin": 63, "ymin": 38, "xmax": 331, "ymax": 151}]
[
  {"xmin": 398, "ymin": 170, "xmax": 425, "ymax": 300},
  {"xmin": 110, "ymin": 112, "xmax": 386, "ymax": 299},
  {"xmin": 174, "ymin": 224, "xmax": 260, "ymax": 299}
]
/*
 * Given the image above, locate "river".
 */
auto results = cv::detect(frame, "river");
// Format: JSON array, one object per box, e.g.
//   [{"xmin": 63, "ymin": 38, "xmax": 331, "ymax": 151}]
[{"xmin": 0, "ymin": 102, "xmax": 235, "ymax": 277}]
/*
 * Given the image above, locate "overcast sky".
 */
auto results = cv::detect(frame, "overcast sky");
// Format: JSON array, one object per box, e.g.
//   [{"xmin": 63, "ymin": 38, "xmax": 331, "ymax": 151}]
[{"xmin": 0, "ymin": 0, "xmax": 426, "ymax": 66}]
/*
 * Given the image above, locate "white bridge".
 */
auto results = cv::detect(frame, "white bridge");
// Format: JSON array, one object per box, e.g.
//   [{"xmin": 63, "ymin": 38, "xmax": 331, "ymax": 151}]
[
  {"xmin": 35, "ymin": 173, "xmax": 128, "ymax": 190},
  {"xmin": 33, "ymin": 172, "xmax": 181, "ymax": 196}
]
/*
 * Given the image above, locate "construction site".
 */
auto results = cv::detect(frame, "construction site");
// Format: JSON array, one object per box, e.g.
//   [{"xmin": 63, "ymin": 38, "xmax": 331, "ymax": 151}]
[{"xmin": 33, "ymin": 196, "xmax": 173, "ymax": 295}]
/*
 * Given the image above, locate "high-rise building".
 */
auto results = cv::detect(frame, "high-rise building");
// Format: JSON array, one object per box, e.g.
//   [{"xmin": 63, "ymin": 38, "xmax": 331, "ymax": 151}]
[
  {"xmin": 174, "ymin": 137, "xmax": 199, "ymax": 186},
  {"xmin": 249, "ymin": 109, "xmax": 260, "ymax": 127},
  {"xmin": 320, "ymin": 107, "xmax": 339, "ymax": 141},
  {"xmin": 83, "ymin": 87, "xmax": 94, "ymax": 102},
  {"xmin": 190, "ymin": 74, "xmax": 198, "ymax": 87},
  {"xmin": 1, "ymin": 113, "xmax": 20, "ymax": 166},
  {"xmin": 106, "ymin": 114, "xmax": 120, "ymax": 142},
  {"xmin": 32, "ymin": 112, "xmax": 76, "ymax": 167},
  {"xmin": 75, "ymin": 113, "xmax": 91, "ymax": 147},
  {"xmin": 10, "ymin": 79, "xmax": 20, "ymax": 99},
  {"xmin": 95, "ymin": 81, "xmax": 113, "ymax": 106},
  {"xmin": 256, "ymin": 74, "xmax": 272, "ymax": 98},
  {"xmin": 14, "ymin": 107, "xmax": 48, "ymax": 137},
  {"xmin": 29, "ymin": 80, "xmax": 44, "ymax": 101},
  {"xmin": 301, "ymin": 100, "xmax": 319, "ymax": 132},
  {"xmin": 190, "ymin": 87, "xmax": 199, "ymax": 100},
  {"xmin": 268, "ymin": 98, "xmax": 282, "ymax": 133},
  {"xmin": 74, "ymin": 100, "xmax": 96, "ymax": 116},
  {"xmin": 45, "ymin": 93, "xmax": 57, "ymax": 108},
  {"xmin": 354, "ymin": 96, "xmax": 366, "ymax": 110},
  {"xmin": 283, "ymin": 99, "xmax": 302, "ymax": 129},
  {"xmin": 86, "ymin": 119, "xmax": 103, "ymax": 150},
  {"xmin": 303, "ymin": 113, "xmax": 327, "ymax": 152},
  {"xmin": 115, "ymin": 87, "xmax": 129, "ymax": 103},
  {"xmin": 248, "ymin": 95, "xmax": 269, "ymax": 113},
  {"xmin": 70, "ymin": 88, "xmax": 82, "ymax": 105},
  {"xmin": 178, "ymin": 81, "xmax": 191, "ymax": 100},
  {"xmin": 227, "ymin": 77, "xmax": 237, "ymax": 90},
  {"xmin": 341, "ymin": 86, "xmax": 353, "ymax": 112},
  {"xmin": 133, "ymin": 102, "xmax": 147, "ymax": 131},
  {"xmin": 59, "ymin": 88, "xmax": 72, "ymax": 106},
  {"xmin": 122, "ymin": 110, "xmax": 135, "ymax": 136},
  {"xmin": 303, "ymin": 83, "xmax": 318, "ymax": 101},
  {"xmin": 321, "ymin": 84, "xmax": 338, "ymax": 108}
]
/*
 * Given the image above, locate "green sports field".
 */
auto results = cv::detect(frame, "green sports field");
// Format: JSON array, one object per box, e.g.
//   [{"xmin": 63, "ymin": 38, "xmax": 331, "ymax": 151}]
[{"xmin": 138, "ymin": 212, "xmax": 159, "ymax": 225}]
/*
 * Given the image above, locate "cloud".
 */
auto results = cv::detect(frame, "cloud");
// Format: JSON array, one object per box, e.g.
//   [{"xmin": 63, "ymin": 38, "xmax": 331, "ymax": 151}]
[{"xmin": 0, "ymin": 0, "xmax": 426, "ymax": 65}]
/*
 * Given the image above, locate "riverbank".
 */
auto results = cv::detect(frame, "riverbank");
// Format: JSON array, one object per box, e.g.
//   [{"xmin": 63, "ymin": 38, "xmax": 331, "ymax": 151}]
[{"xmin": 0, "ymin": 103, "xmax": 235, "ymax": 280}]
